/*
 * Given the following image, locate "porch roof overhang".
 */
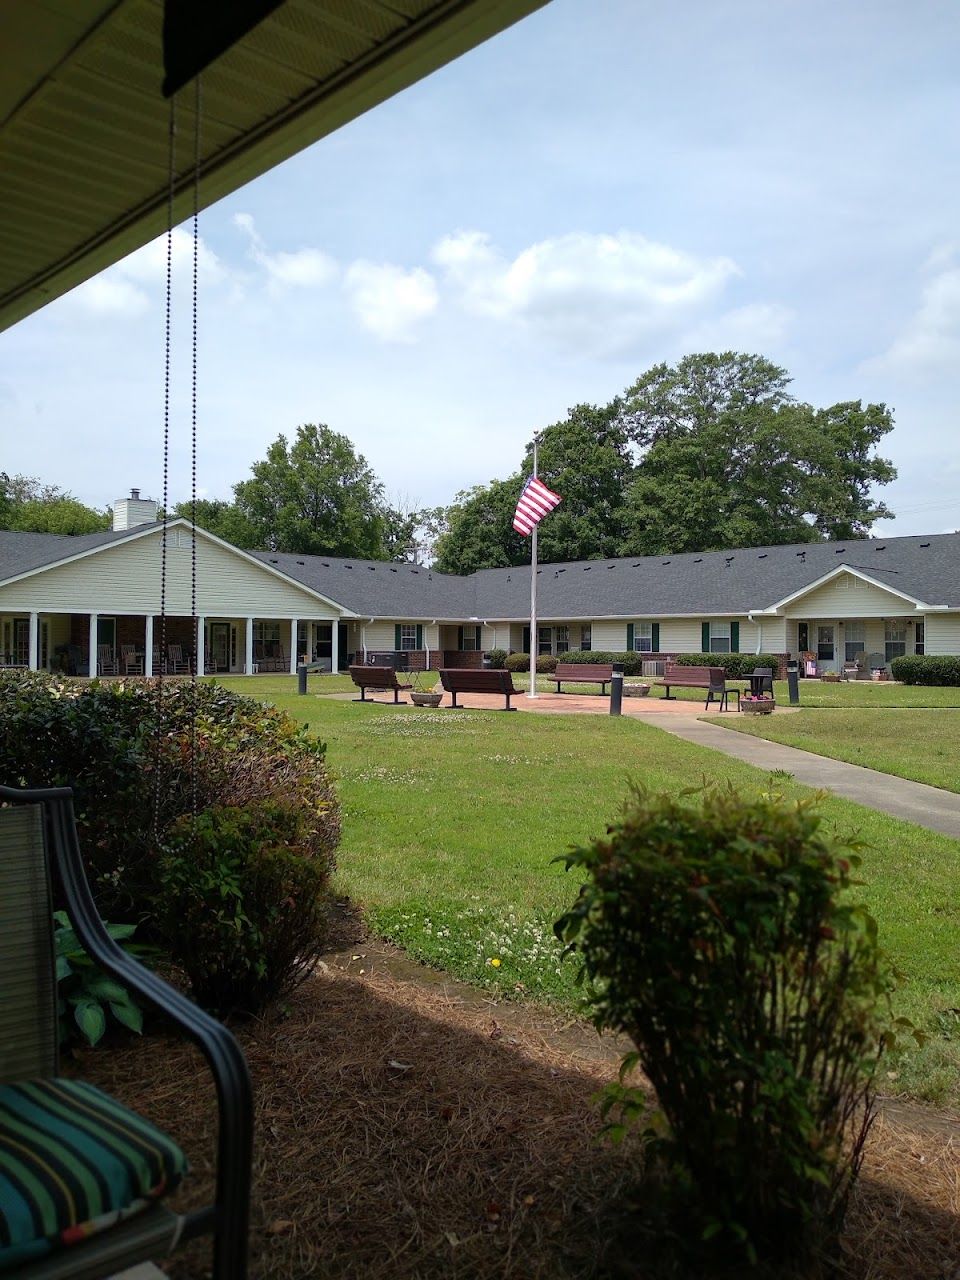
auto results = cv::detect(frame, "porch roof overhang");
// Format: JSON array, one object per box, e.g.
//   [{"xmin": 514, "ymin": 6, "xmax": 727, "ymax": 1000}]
[
  {"xmin": 0, "ymin": 0, "xmax": 547, "ymax": 333},
  {"xmin": 755, "ymin": 565, "xmax": 933, "ymax": 615}
]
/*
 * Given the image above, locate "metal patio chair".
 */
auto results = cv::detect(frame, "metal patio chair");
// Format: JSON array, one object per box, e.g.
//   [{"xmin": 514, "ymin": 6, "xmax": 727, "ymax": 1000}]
[{"xmin": 0, "ymin": 784, "xmax": 252, "ymax": 1278}]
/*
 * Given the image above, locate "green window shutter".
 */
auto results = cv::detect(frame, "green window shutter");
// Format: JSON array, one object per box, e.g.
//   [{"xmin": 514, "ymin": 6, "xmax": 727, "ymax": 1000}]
[
  {"xmin": 652, "ymin": 623, "xmax": 660, "ymax": 652},
  {"xmin": 394, "ymin": 624, "xmax": 401, "ymax": 649},
  {"xmin": 457, "ymin": 626, "xmax": 464, "ymax": 650},
  {"xmin": 701, "ymin": 622, "xmax": 711, "ymax": 653},
  {"xmin": 416, "ymin": 625, "xmax": 423, "ymax": 649},
  {"xmin": 730, "ymin": 621, "xmax": 740, "ymax": 653},
  {"xmin": 626, "ymin": 623, "xmax": 635, "ymax": 651}
]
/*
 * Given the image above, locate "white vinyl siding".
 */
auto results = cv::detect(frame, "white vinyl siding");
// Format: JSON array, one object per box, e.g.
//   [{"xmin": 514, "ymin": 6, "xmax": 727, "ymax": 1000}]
[
  {"xmin": 785, "ymin": 574, "xmax": 920, "ymax": 619},
  {"xmin": 591, "ymin": 620, "xmax": 628, "ymax": 651},
  {"xmin": 0, "ymin": 528, "xmax": 338, "ymax": 619},
  {"xmin": 362, "ymin": 622, "xmax": 398, "ymax": 651}
]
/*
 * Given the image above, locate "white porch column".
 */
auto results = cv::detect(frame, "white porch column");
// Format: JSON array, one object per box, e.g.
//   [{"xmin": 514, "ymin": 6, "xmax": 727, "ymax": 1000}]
[
  {"xmin": 89, "ymin": 613, "xmax": 98, "ymax": 678},
  {"xmin": 196, "ymin": 617, "xmax": 205, "ymax": 677},
  {"xmin": 290, "ymin": 618, "xmax": 298, "ymax": 674},
  {"xmin": 245, "ymin": 617, "xmax": 254, "ymax": 675},
  {"xmin": 144, "ymin": 615, "xmax": 154, "ymax": 676},
  {"xmin": 28, "ymin": 612, "xmax": 39, "ymax": 671},
  {"xmin": 330, "ymin": 620, "xmax": 339, "ymax": 674}
]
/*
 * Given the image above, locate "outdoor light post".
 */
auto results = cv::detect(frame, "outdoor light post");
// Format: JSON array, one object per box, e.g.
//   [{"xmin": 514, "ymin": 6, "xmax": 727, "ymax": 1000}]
[
  {"xmin": 787, "ymin": 659, "xmax": 800, "ymax": 705},
  {"xmin": 610, "ymin": 662, "xmax": 624, "ymax": 716}
]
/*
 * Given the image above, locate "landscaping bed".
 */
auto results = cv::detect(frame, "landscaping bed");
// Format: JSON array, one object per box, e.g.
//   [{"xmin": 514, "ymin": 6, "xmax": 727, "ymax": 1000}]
[{"xmin": 73, "ymin": 923, "xmax": 960, "ymax": 1280}]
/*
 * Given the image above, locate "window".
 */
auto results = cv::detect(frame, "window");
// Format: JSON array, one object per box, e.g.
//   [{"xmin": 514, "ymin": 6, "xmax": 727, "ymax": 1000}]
[
  {"xmin": 915, "ymin": 621, "xmax": 925, "ymax": 656},
  {"xmin": 254, "ymin": 621, "xmax": 281, "ymax": 646},
  {"xmin": 460, "ymin": 625, "xmax": 480, "ymax": 651},
  {"xmin": 885, "ymin": 620, "xmax": 906, "ymax": 662},
  {"xmin": 11, "ymin": 617, "xmax": 30, "ymax": 665},
  {"xmin": 844, "ymin": 622, "xmax": 866, "ymax": 663},
  {"xmin": 635, "ymin": 622, "xmax": 653, "ymax": 653},
  {"xmin": 555, "ymin": 625, "xmax": 570, "ymax": 654},
  {"xmin": 400, "ymin": 624, "xmax": 418, "ymax": 651},
  {"xmin": 709, "ymin": 621, "xmax": 731, "ymax": 654},
  {"xmin": 538, "ymin": 626, "xmax": 552, "ymax": 655},
  {"xmin": 580, "ymin": 625, "xmax": 591, "ymax": 651}
]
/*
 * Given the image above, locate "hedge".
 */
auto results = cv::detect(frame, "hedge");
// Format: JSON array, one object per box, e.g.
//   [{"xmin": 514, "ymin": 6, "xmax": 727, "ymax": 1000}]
[
  {"xmin": 889, "ymin": 655, "xmax": 960, "ymax": 686},
  {"xmin": 672, "ymin": 653, "xmax": 784, "ymax": 678}
]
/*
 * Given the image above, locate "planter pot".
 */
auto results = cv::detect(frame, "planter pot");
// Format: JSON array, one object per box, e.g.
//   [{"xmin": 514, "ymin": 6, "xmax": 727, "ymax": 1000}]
[
  {"xmin": 411, "ymin": 691, "xmax": 442, "ymax": 708},
  {"xmin": 623, "ymin": 683, "xmax": 651, "ymax": 698},
  {"xmin": 741, "ymin": 699, "xmax": 775, "ymax": 715}
]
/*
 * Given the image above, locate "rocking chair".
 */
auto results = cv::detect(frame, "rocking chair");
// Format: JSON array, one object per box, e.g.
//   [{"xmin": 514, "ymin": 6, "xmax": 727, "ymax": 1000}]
[{"xmin": 0, "ymin": 784, "xmax": 252, "ymax": 1278}]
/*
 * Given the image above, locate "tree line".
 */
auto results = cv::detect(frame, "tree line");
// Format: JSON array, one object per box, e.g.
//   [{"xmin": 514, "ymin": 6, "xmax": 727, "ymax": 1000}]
[{"xmin": 4, "ymin": 352, "xmax": 897, "ymax": 567}]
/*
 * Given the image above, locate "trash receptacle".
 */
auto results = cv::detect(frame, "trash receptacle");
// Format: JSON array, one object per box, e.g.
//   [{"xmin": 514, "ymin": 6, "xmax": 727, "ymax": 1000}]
[{"xmin": 481, "ymin": 653, "xmax": 493, "ymax": 669}]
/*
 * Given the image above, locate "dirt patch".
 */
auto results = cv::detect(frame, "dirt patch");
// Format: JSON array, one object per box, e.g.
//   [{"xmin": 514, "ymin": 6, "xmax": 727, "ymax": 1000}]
[{"xmin": 70, "ymin": 921, "xmax": 959, "ymax": 1279}]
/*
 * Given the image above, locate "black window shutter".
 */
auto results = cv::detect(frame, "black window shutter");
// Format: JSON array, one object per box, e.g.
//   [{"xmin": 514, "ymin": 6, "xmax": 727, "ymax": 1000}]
[
  {"xmin": 626, "ymin": 623, "xmax": 635, "ymax": 651},
  {"xmin": 731, "ymin": 621, "xmax": 740, "ymax": 653},
  {"xmin": 652, "ymin": 622, "xmax": 660, "ymax": 652},
  {"xmin": 702, "ymin": 621, "xmax": 711, "ymax": 652},
  {"xmin": 394, "ymin": 624, "xmax": 402, "ymax": 649},
  {"xmin": 416, "ymin": 625, "xmax": 423, "ymax": 649},
  {"xmin": 457, "ymin": 626, "xmax": 464, "ymax": 650}
]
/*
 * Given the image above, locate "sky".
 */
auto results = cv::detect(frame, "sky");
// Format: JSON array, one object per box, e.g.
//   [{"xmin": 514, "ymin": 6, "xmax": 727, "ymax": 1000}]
[{"xmin": 2, "ymin": 0, "xmax": 959, "ymax": 537}]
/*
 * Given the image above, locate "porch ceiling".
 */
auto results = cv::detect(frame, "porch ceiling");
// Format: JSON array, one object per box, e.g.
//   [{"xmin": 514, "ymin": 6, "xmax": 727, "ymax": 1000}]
[{"xmin": 0, "ymin": 0, "xmax": 547, "ymax": 332}]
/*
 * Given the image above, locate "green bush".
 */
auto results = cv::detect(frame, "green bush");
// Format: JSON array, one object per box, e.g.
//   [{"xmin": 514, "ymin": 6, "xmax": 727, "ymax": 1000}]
[
  {"xmin": 0, "ymin": 672, "xmax": 339, "ymax": 920},
  {"xmin": 890, "ymin": 655, "xmax": 960, "ymax": 686},
  {"xmin": 504, "ymin": 652, "xmax": 559, "ymax": 673},
  {"xmin": 555, "ymin": 785, "xmax": 890, "ymax": 1268},
  {"xmin": 672, "ymin": 652, "xmax": 783, "ymax": 678},
  {"xmin": 159, "ymin": 802, "xmax": 329, "ymax": 1015},
  {"xmin": 553, "ymin": 649, "xmax": 646, "ymax": 675},
  {"xmin": 485, "ymin": 648, "xmax": 508, "ymax": 670}
]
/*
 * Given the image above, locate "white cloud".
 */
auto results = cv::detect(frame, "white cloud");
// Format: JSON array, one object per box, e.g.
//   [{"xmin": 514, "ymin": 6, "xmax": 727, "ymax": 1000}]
[
  {"xmin": 66, "ymin": 276, "xmax": 150, "ymax": 317},
  {"xmin": 233, "ymin": 213, "xmax": 337, "ymax": 290},
  {"xmin": 865, "ymin": 249, "xmax": 960, "ymax": 376},
  {"xmin": 343, "ymin": 261, "xmax": 438, "ymax": 342},
  {"xmin": 681, "ymin": 302, "xmax": 793, "ymax": 353},
  {"xmin": 431, "ymin": 229, "xmax": 739, "ymax": 354},
  {"xmin": 118, "ymin": 227, "xmax": 224, "ymax": 284}
]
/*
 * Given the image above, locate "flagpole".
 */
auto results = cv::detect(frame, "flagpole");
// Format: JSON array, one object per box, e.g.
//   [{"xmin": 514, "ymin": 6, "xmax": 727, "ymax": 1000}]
[{"xmin": 528, "ymin": 433, "xmax": 539, "ymax": 699}]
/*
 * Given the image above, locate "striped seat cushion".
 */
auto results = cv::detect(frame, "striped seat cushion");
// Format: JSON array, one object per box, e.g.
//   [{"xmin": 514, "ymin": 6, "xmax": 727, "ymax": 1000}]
[{"xmin": 0, "ymin": 1078, "xmax": 188, "ymax": 1270}]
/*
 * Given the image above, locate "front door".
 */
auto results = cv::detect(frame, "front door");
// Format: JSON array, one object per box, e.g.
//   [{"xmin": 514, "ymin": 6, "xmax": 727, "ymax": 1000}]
[
  {"xmin": 209, "ymin": 622, "xmax": 232, "ymax": 672},
  {"xmin": 816, "ymin": 625, "xmax": 836, "ymax": 672},
  {"xmin": 338, "ymin": 623, "xmax": 348, "ymax": 669}
]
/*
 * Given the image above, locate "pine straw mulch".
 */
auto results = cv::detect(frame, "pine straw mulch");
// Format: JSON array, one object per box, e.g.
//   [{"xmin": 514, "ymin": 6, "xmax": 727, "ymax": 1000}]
[{"xmin": 68, "ymin": 950, "xmax": 960, "ymax": 1280}]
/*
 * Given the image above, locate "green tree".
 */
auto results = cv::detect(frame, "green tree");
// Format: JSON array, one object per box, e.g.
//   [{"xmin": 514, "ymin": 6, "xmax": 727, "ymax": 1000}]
[
  {"xmin": 171, "ymin": 498, "xmax": 260, "ymax": 549},
  {"xmin": 620, "ymin": 353, "xmax": 896, "ymax": 553},
  {"xmin": 433, "ymin": 401, "xmax": 634, "ymax": 572},
  {"xmin": 231, "ymin": 424, "xmax": 389, "ymax": 557},
  {"xmin": 9, "ymin": 497, "xmax": 109, "ymax": 535}
]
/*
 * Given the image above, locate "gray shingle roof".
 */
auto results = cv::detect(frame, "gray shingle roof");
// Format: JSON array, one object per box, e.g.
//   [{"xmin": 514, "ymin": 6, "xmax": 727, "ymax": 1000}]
[{"xmin": 3, "ymin": 526, "xmax": 959, "ymax": 619}]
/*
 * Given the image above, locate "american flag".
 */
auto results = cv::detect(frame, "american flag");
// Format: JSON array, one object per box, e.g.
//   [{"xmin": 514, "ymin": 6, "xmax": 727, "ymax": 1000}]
[{"xmin": 512, "ymin": 476, "xmax": 562, "ymax": 536}]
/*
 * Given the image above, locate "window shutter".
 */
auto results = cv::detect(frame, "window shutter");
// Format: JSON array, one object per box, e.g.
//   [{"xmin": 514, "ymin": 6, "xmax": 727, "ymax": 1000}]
[
  {"xmin": 394, "ymin": 624, "xmax": 401, "ymax": 649},
  {"xmin": 652, "ymin": 622, "xmax": 660, "ymax": 652},
  {"xmin": 626, "ymin": 623, "xmax": 634, "ymax": 651},
  {"xmin": 416, "ymin": 625, "xmax": 423, "ymax": 649},
  {"xmin": 457, "ymin": 626, "xmax": 464, "ymax": 650},
  {"xmin": 731, "ymin": 621, "xmax": 740, "ymax": 653},
  {"xmin": 701, "ymin": 622, "xmax": 711, "ymax": 653}
]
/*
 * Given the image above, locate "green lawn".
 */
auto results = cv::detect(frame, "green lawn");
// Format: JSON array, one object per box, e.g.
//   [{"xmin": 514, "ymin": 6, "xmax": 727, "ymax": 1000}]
[
  {"xmin": 718, "ymin": 708, "xmax": 960, "ymax": 795},
  {"xmin": 216, "ymin": 675, "xmax": 960, "ymax": 1105}
]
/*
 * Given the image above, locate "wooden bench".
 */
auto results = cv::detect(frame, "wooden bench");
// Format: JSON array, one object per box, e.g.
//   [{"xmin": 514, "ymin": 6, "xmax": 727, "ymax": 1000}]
[
  {"xmin": 439, "ymin": 668, "xmax": 518, "ymax": 710},
  {"xmin": 349, "ymin": 664, "xmax": 412, "ymax": 704},
  {"xmin": 654, "ymin": 663, "xmax": 740, "ymax": 711},
  {"xmin": 553, "ymin": 662, "xmax": 614, "ymax": 694}
]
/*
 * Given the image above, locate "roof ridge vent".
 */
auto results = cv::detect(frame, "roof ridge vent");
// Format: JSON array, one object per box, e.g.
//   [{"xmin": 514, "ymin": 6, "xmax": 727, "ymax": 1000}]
[
  {"xmin": 874, "ymin": 545, "xmax": 886, "ymax": 551},
  {"xmin": 694, "ymin": 557, "xmax": 703, "ymax": 563},
  {"xmin": 920, "ymin": 542, "xmax": 930, "ymax": 548},
  {"xmin": 758, "ymin": 553, "xmax": 767, "ymax": 559},
  {"xmin": 661, "ymin": 559, "xmax": 671, "ymax": 565}
]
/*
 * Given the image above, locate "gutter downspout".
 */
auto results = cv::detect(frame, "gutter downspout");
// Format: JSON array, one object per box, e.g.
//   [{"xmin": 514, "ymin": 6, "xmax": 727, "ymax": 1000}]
[
  {"xmin": 748, "ymin": 610, "xmax": 762, "ymax": 655},
  {"xmin": 362, "ymin": 618, "xmax": 374, "ymax": 663}
]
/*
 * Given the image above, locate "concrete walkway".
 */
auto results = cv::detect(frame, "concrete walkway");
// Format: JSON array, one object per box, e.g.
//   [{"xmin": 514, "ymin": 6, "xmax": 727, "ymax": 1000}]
[{"xmin": 635, "ymin": 712, "xmax": 960, "ymax": 839}]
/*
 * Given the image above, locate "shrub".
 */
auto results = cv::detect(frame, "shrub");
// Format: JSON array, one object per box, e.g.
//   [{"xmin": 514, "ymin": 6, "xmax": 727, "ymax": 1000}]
[
  {"xmin": 504, "ymin": 652, "xmax": 558, "ymax": 673},
  {"xmin": 159, "ymin": 802, "xmax": 329, "ymax": 1015},
  {"xmin": 555, "ymin": 785, "xmax": 890, "ymax": 1268},
  {"xmin": 555, "ymin": 649, "xmax": 646, "ymax": 675},
  {"xmin": 0, "ymin": 672, "xmax": 339, "ymax": 920},
  {"xmin": 485, "ymin": 649, "xmax": 508, "ymax": 669},
  {"xmin": 890, "ymin": 654, "xmax": 960, "ymax": 686},
  {"xmin": 672, "ymin": 652, "xmax": 783, "ymax": 678}
]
